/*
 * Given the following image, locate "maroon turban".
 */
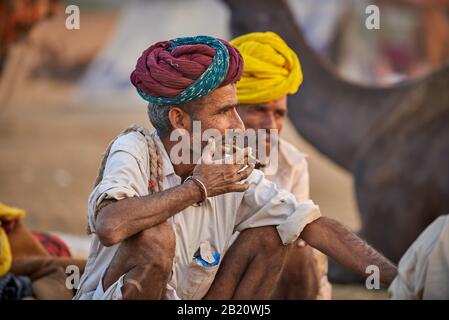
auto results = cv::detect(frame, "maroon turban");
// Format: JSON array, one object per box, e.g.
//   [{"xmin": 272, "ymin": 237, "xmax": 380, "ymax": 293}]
[{"xmin": 130, "ymin": 36, "xmax": 243, "ymax": 105}]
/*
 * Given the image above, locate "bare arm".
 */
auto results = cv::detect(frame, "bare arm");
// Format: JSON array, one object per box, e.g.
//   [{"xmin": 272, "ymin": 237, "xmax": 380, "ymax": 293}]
[
  {"xmin": 300, "ymin": 217, "xmax": 398, "ymax": 286},
  {"xmin": 96, "ymin": 146, "xmax": 254, "ymax": 247},
  {"xmin": 96, "ymin": 180, "xmax": 202, "ymax": 247}
]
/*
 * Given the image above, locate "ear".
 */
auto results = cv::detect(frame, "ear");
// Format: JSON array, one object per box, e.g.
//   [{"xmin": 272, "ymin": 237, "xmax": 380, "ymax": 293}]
[{"xmin": 168, "ymin": 107, "xmax": 192, "ymax": 132}]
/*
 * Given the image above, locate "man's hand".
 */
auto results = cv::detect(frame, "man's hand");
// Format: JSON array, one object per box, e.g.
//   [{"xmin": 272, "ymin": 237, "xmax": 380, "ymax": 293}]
[
  {"xmin": 192, "ymin": 139, "xmax": 255, "ymax": 197},
  {"xmin": 95, "ymin": 139, "xmax": 254, "ymax": 247}
]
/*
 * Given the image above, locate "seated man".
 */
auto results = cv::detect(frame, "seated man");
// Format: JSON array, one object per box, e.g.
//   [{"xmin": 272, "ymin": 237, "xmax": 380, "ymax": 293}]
[
  {"xmin": 231, "ymin": 31, "xmax": 331, "ymax": 299},
  {"xmin": 74, "ymin": 36, "xmax": 396, "ymax": 300}
]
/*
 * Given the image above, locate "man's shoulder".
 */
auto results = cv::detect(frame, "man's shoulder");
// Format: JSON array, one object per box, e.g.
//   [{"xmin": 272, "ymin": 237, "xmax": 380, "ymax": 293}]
[
  {"xmin": 279, "ymin": 138, "xmax": 307, "ymax": 167},
  {"xmin": 110, "ymin": 130, "xmax": 149, "ymax": 160}
]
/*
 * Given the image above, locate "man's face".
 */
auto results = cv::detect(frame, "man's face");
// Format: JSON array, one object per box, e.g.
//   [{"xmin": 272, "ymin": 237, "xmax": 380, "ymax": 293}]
[
  {"xmin": 236, "ymin": 96, "xmax": 287, "ymax": 152},
  {"xmin": 194, "ymin": 84, "xmax": 245, "ymax": 135},
  {"xmin": 179, "ymin": 84, "xmax": 245, "ymax": 160}
]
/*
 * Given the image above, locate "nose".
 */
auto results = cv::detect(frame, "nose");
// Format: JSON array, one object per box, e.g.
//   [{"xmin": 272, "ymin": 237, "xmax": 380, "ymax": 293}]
[
  {"xmin": 262, "ymin": 113, "xmax": 277, "ymax": 130},
  {"xmin": 231, "ymin": 108, "xmax": 246, "ymax": 133}
]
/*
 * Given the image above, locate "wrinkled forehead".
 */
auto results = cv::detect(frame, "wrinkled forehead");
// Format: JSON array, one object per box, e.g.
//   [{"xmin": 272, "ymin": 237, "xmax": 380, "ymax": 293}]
[{"xmin": 200, "ymin": 84, "xmax": 238, "ymax": 111}]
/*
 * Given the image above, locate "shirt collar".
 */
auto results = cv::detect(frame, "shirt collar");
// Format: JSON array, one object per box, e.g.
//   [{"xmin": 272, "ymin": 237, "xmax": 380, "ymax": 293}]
[
  {"xmin": 262, "ymin": 138, "xmax": 306, "ymax": 174},
  {"xmin": 279, "ymin": 138, "xmax": 306, "ymax": 167},
  {"xmin": 151, "ymin": 131, "xmax": 176, "ymax": 177}
]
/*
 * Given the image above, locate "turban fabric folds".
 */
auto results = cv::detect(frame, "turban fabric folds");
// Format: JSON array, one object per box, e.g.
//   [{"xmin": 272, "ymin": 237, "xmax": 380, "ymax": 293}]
[
  {"xmin": 0, "ymin": 203, "xmax": 26, "ymax": 277},
  {"xmin": 130, "ymin": 36, "xmax": 243, "ymax": 106},
  {"xmin": 230, "ymin": 31, "xmax": 303, "ymax": 105}
]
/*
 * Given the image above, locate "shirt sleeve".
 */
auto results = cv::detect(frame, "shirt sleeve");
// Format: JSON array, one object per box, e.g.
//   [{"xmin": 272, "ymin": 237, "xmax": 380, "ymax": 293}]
[
  {"xmin": 234, "ymin": 169, "xmax": 321, "ymax": 245},
  {"xmin": 87, "ymin": 132, "xmax": 149, "ymax": 232},
  {"xmin": 94, "ymin": 150, "xmax": 148, "ymax": 205},
  {"xmin": 388, "ymin": 215, "xmax": 449, "ymax": 300}
]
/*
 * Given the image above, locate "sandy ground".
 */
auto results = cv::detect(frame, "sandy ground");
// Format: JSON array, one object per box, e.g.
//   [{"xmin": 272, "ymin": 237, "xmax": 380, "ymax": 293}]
[{"xmin": 0, "ymin": 12, "xmax": 386, "ymax": 299}]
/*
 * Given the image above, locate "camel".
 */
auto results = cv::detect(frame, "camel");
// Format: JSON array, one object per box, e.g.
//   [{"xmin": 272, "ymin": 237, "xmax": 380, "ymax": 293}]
[{"xmin": 223, "ymin": 0, "xmax": 449, "ymax": 269}]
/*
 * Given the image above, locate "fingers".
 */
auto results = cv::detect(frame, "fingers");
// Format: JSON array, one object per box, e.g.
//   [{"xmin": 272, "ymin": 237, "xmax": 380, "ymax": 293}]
[
  {"xmin": 239, "ymin": 164, "xmax": 254, "ymax": 180},
  {"xmin": 226, "ymin": 182, "xmax": 250, "ymax": 193},
  {"xmin": 236, "ymin": 164, "xmax": 254, "ymax": 181}
]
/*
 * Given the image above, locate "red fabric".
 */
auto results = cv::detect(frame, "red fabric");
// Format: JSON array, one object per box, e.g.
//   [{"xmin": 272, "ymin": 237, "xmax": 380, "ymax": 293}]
[
  {"xmin": 32, "ymin": 232, "xmax": 71, "ymax": 258},
  {"xmin": 221, "ymin": 40, "xmax": 244, "ymax": 87},
  {"xmin": 130, "ymin": 39, "xmax": 243, "ymax": 98}
]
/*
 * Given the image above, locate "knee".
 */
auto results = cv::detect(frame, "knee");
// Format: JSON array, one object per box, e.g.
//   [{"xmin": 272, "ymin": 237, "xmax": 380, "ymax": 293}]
[
  {"xmin": 260, "ymin": 226, "xmax": 286, "ymax": 253},
  {"xmin": 245, "ymin": 226, "xmax": 287, "ymax": 258},
  {"xmin": 131, "ymin": 222, "xmax": 176, "ymax": 271}
]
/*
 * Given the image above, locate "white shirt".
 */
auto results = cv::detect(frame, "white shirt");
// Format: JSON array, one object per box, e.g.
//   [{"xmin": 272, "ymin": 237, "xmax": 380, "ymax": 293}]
[
  {"xmin": 264, "ymin": 138, "xmax": 310, "ymax": 202},
  {"xmin": 74, "ymin": 130, "xmax": 321, "ymax": 300},
  {"xmin": 389, "ymin": 214, "xmax": 449, "ymax": 300}
]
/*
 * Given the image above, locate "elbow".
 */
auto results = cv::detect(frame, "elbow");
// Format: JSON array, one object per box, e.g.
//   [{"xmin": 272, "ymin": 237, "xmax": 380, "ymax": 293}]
[
  {"xmin": 97, "ymin": 219, "xmax": 121, "ymax": 247},
  {"xmin": 96, "ymin": 208, "xmax": 122, "ymax": 247}
]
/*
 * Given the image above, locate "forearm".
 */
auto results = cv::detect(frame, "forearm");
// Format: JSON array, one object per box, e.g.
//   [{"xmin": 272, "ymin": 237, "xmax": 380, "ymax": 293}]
[
  {"xmin": 301, "ymin": 217, "xmax": 397, "ymax": 286},
  {"xmin": 96, "ymin": 180, "xmax": 201, "ymax": 246}
]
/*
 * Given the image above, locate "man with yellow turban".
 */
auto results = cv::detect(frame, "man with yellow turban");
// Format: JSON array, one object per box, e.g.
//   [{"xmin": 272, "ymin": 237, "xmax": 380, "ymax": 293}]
[{"xmin": 231, "ymin": 31, "xmax": 331, "ymax": 299}]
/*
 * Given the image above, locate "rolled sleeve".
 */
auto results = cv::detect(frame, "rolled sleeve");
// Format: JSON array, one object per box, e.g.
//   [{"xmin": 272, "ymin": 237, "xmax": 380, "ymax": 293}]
[
  {"xmin": 235, "ymin": 170, "xmax": 321, "ymax": 245},
  {"xmin": 94, "ymin": 150, "xmax": 147, "ymax": 205},
  {"xmin": 276, "ymin": 200, "xmax": 321, "ymax": 244},
  {"xmin": 87, "ymin": 132, "xmax": 149, "ymax": 232}
]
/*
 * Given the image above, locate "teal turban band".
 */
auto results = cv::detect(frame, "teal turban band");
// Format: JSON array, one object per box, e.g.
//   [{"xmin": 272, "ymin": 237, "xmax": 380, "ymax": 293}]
[{"xmin": 130, "ymin": 35, "xmax": 243, "ymax": 106}]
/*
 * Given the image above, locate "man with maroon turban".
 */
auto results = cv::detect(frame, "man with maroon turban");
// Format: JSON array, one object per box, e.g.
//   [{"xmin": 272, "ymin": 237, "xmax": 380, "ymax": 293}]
[{"xmin": 74, "ymin": 36, "xmax": 396, "ymax": 300}]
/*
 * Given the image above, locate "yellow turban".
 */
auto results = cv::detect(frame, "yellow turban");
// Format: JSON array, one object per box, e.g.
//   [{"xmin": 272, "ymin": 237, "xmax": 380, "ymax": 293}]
[
  {"xmin": 230, "ymin": 31, "xmax": 303, "ymax": 105},
  {"xmin": 0, "ymin": 202, "xmax": 26, "ymax": 277}
]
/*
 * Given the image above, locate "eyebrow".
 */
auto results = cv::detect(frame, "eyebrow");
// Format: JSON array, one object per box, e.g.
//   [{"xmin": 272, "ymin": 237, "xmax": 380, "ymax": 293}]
[{"xmin": 252, "ymin": 105, "xmax": 287, "ymax": 113}]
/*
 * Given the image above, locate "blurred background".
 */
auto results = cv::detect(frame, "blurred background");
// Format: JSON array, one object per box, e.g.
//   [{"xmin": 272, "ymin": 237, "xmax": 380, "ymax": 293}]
[{"xmin": 1, "ymin": 0, "xmax": 448, "ymax": 299}]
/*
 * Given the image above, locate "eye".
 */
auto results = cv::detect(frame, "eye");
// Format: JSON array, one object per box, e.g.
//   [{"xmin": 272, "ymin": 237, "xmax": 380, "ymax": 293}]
[
  {"xmin": 275, "ymin": 111, "xmax": 286, "ymax": 118},
  {"xmin": 220, "ymin": 107, "xmax": 233, "ymax": 114}
]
